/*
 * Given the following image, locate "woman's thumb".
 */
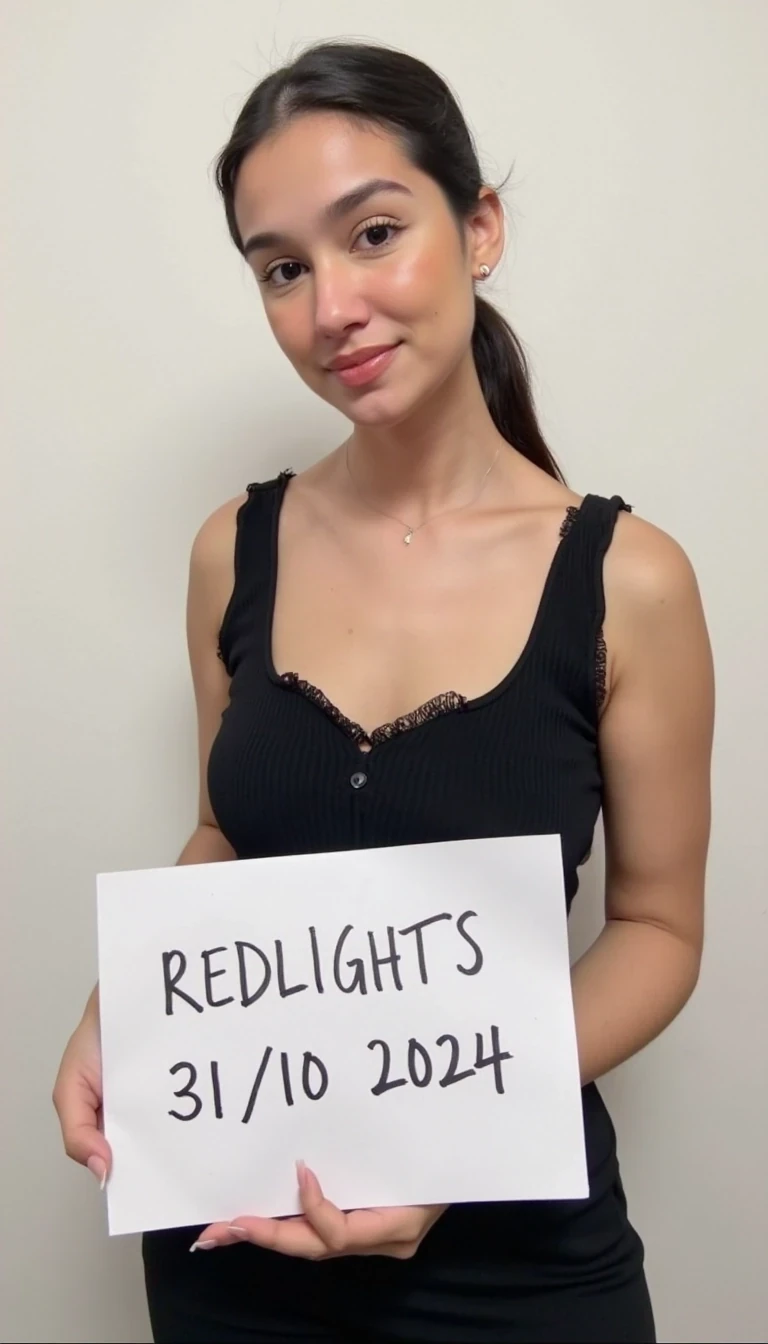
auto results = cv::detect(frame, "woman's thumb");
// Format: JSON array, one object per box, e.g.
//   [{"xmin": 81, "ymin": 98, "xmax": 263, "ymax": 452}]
[{"xmin": 53, "ymin": 1070, "xmax": 112, "ymax": 1182}]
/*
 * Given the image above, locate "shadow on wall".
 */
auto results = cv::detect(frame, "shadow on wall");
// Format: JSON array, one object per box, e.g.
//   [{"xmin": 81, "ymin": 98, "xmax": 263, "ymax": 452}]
[
  {"xmin": 568, "ymin": 816, "xmax": 606, "ymax": 967},
  {"xmin": 568, "ymin": 820, "xmax": 660, "ymax": 1184}
]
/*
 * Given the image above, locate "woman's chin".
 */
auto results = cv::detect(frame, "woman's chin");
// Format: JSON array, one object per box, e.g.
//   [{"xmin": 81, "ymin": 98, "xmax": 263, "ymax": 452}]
[
  {"xmin": 340, "ymin": 384, "xmax": 427, "ymax": 430},
  {"xmin": 346, "ymin": 399, "xmax": 406, "ymax": 427}
]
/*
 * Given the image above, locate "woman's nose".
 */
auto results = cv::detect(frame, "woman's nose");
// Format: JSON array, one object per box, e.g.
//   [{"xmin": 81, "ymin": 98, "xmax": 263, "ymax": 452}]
[{"xmin": 312, "ymin": 260, "xmax": 370, "ymax": 338}]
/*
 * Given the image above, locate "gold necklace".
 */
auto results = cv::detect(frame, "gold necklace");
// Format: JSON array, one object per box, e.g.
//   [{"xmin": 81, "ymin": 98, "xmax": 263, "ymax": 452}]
[{"xmin": 345, "ymin": 444, "xmax": 501, "ymax": 544}]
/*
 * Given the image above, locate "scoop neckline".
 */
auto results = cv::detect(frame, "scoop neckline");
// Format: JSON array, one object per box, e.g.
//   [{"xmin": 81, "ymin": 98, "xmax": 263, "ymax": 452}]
[{"xmin": 263, "ymin": 470, "xmax": 590, "ymax": 754}]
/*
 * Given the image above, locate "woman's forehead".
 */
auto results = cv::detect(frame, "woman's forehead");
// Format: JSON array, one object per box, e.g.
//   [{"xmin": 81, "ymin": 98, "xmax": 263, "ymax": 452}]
[{"xmin": 233, "ymin": 114, "xmax": 425, "ymax": 237}]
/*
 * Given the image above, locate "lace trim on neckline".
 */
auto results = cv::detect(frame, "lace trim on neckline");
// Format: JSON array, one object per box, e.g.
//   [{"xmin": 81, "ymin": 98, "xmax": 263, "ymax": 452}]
[
  {"xmin": 279, "ymin": 672, "xmax": 467, "ymax": 748},
  {"xmin": 559, "ymin": 505, "xmax": 581, "ymax": 539},
  {"xmin": 220, "ymin": 491, "xmax": 623, "ymax": 713}
]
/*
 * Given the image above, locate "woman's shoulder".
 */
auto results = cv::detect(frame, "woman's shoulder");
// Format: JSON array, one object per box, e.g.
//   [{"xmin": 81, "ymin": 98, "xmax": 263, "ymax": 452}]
[
  {"xmin": 585, "ymin": 494, "xmax": 711, "ymax": 725},
  {"xmin": 600, "ymin": 504, "xmax": 707, "ymax": 704},
  {"xmin": 604, "ymin": 504, "xmax": 700, "ymax": 615},
  {"xmin": 189, "ymin": 492, "xmax": 248, "ymax": 580},
  {"xmin": 189, "ymin": 470, "xmax": 292, "ymax": 575}
]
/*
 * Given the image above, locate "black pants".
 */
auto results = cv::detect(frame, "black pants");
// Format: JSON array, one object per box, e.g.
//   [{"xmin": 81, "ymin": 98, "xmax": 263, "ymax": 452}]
[{"xmin": 143, "ymin": 1194, "xmax": 655, "ymax": 1343}]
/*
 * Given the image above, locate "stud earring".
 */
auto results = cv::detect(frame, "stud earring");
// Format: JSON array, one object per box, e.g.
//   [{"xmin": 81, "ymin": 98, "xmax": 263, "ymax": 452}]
[{"xmin": 479, "ymin": 264, "xmax": 491, "ymax": 278}]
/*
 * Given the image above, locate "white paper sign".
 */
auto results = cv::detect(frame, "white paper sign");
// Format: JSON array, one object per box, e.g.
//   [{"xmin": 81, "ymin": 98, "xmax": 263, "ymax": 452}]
[{"xmin": 97, "ymin": 834, "xmax": 587, "ymax": 1236}]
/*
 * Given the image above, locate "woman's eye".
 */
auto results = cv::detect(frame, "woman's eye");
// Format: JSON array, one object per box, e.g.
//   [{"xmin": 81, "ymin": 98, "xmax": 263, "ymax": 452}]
[
  {"xmin": 263, "ymin": 260, "xmax": 306, "ymax": 288},
  {"xmin": 355, "ymin": 221, "xmax": 400, "ymax": 250},
  {"xmin": 261, "ymin": 221, "xmax": 400, "ymax": 288}
]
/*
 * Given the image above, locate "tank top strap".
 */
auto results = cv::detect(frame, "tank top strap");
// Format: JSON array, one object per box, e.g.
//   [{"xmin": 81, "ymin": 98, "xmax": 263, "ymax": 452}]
[
  {"xmin": 216, "ymin": 470, "xmax": 294, "ymax": 675},
  {"xmin": 561, "ymin": 492, "xmax": 632, "ymax": 608},
  {"xmin": 527, "ymin": 492, "xmax": 632, "ymax": 726}
]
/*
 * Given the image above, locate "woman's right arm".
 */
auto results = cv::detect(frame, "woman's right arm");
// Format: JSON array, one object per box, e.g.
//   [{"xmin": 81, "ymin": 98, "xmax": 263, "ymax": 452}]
[{"xmin": 53, "ymin": 496, "xmax": 245, "ymax": 1183}]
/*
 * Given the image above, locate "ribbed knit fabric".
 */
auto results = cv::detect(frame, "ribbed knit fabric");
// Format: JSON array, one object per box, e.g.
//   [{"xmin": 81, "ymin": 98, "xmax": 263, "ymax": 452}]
[
  {"xmin": 210, "ymin": 471, "xmax": 631, "ymax": 914},
  {"xmin": 143, "ymin": 472, "xmax": 655, "ymax": 1344}
]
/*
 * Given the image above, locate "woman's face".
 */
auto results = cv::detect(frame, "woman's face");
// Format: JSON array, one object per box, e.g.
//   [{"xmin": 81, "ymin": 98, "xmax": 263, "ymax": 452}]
[{"xmin": 233, "ymin": 112, "xmax": 500, "ymax": 427}]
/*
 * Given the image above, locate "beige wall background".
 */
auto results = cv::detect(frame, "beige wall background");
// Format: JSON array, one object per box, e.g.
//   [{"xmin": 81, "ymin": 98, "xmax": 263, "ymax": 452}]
[{"xmin": 2, "ymin": 2, "xmax": 766, "ymax": 1341}]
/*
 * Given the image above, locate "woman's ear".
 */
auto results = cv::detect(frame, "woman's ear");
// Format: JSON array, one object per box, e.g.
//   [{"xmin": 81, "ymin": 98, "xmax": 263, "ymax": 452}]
[{"xmin": 466, "ymin": 187, "xmax": 505, "ymax": 276}]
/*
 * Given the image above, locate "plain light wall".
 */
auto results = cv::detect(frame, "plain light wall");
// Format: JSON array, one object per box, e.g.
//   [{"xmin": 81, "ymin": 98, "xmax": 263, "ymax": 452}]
[{"xmin": 2, "ymin": 2, "xmax": 766, "ymax": 1341}]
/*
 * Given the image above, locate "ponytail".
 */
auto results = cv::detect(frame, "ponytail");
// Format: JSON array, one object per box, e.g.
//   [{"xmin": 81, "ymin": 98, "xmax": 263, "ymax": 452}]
[{"xmin": 472, "ymin": 297, "xmax": 564, "ymax": 483}]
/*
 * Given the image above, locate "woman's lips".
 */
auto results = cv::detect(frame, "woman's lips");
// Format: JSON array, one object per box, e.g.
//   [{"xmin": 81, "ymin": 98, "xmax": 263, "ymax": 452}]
[{"xmin": 332, "ymin": 344, "xmax": 400, "ymax": 388}]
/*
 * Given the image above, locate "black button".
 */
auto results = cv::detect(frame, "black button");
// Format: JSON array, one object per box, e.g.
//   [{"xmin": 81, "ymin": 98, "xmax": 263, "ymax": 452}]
[{"xmin": 350, "ymin": 771, "xmax": 368, "ymax": 790}]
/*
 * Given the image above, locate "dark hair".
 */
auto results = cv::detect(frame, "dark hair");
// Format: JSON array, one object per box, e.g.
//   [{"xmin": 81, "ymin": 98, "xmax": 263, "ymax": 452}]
[{"xmin": 214, "ymin": 40, "xmax": 563, "ymax": 482}]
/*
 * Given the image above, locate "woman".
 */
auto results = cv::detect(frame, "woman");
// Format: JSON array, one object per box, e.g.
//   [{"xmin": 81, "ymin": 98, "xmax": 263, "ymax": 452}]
[{"xmin": 54, "ymin": 40, "xmax": 713, "ymax": 1344}]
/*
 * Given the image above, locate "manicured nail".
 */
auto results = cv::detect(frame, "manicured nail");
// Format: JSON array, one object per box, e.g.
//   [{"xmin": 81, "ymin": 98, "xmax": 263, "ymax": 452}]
[
  {"xmin": 87, "ymin": 1156, "xmax": 107, "ymax": 1190},
  {"xmin": 228, "ymin": 1225, "xmax": 249, "ymax": 1238},
  {"xmin": 189, "ymin": 1238, "xmax": 217, "ymax": 1252}
]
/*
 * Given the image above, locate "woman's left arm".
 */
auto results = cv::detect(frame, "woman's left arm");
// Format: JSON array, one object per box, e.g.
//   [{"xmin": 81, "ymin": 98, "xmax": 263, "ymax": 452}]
[{"xmin": 572, "ymin": 513, "xmax": 715, "ymax": 1086}]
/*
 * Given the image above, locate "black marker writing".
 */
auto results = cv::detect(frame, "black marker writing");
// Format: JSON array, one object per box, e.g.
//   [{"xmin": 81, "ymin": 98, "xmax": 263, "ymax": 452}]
[
  {"xmin": 368, "ymin": 1039, "xmax": 408, "ymax": 1095},
  {"xmin": 162, "ymin": 951, "xmax": 204, "ymax": 1016},
  {"xmin": 407, "ymin": 1037, "xmax": 433, "ymax": 1087},
  {"xmin": 275, "ymin": 939, "xmax": 308, "ymax": 999},
  {"xmin": 366, "ymin": 1026, "xmax": 512, "ymax": 1098},
  {"xmin": 308, "ymin": 926, "xmax": 324, "ymax": 994},
  {"xmin": 236, "ymin": 940, "xmax": 271, "ymax": 1006},
  {"xmin": 474, "ymin": 1025, "xmax": 513, "ymax": 1093},
  {"xmin": 333, "ymin": 924, "xmax": 368, "ymax": 995},
  {"xmin": 202, "ymin": 947, "xmax": 235, "ymax": 1009},
  {"xmin": 302, "ymin": 1051, "xmax": 329, "ymax": 1100},
  {"xmin": 455, "ymin": 910, "xmax": 483, "ymax": 976},
  {"xmin": 210, "ymin": 1060, "xmax": 223, "ymax": 1118},
  {"xmin": 436, "ymin": 1032, "xmax": 476, "ymax": 1086},
  {"xmin": 168, "ymin": 1061, "xmax": 202, "ymax": 1119},
  {"xmin": 367, "ymin": 926, "xmax": 403, "ymax": 992},
  {"xmin": 280, "ymin": 1051, "xmax": 294, "ymax": 1106},
  {"xmin": 398, "ymin": 912, "xmax": 452, "ymax": 984},
  {"xmin": 160, "ymin": 911, "xmax": 486, "ymax": 1014},
  {"xmin": 241, "ymin": 1047, "xmax": 273, "ymax": 1124}
]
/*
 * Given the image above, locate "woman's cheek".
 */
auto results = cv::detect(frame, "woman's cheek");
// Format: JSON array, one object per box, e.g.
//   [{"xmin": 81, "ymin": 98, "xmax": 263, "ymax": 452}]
[
  {"xmin": 384, "ymin": 251, "xmax": 445, "ymax": 312},
  {"xmin": 265, "ymin": 300, "xmax": 312, "ymax": 364}
]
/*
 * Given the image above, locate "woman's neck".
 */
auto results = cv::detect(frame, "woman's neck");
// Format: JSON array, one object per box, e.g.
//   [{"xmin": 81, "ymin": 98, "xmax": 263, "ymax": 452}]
[{"xmin": 343, "ymin": 352, "xmax": 509, "ymax": 524}]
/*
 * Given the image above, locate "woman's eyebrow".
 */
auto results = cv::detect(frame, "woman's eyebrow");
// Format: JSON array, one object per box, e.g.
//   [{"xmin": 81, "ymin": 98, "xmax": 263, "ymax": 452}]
[{"xmin": 242, "ymin": 178, "xmax": 413, "ymax": 257}]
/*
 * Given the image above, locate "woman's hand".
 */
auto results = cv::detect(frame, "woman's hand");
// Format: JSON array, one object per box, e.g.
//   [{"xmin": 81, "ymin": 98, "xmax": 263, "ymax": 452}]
[
  {"xmin": 192, "ymin": 1161, "xmax": 447, "ymax": 1259},
  {"xmin": 52, "ymin": 991, "xmax": 112, "ymax": 1188}
]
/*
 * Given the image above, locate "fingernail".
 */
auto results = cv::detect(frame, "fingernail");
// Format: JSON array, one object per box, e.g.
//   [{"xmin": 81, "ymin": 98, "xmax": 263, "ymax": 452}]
[
  {"xmin": 189, "ymin": 1238, "xmax": 217, "ymax": 1252},
  {"xmin": 87, "ymin": 1156, "xmax": 107, "ymax": 1190},
  {"xmin": 296, "ymin": 1158, "xmax": 306, "ymax": 1186},
  {"xmin": 228, "ymin": 1225, "xmax": 249, "ymax": 1238}
]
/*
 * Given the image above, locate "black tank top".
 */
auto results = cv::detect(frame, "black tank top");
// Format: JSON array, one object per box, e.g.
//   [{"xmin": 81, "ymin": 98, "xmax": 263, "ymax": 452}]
[
  {"xmin": 203, "ymin": 473, "xmax": 646, "ymax": 1293},
  {"xmin": 210, "ymin": 471, "xmax": 630, "ymax": 925},
  {"xmin": 143, "ymin": 472, "xmax": 649, "ymax": 1326}
]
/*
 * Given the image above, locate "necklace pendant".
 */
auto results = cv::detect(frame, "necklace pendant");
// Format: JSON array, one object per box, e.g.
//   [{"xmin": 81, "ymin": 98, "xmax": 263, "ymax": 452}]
[{"xmin": 403, "ymin": 529, "xmax": 413, "ymax": 544}]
